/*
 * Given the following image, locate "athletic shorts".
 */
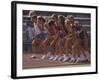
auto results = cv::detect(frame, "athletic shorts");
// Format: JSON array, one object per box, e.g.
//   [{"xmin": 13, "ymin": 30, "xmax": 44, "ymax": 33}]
[{"xmin": 34, "ymin": 32, "xmax": 48, "ymax": 40}]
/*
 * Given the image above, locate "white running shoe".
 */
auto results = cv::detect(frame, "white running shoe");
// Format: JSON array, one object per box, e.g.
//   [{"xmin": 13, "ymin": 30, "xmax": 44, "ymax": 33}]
[
  {"xmin": 41, "ymin": 52, "xmax": 52, "ymax": 59},
  {"xmin": 52, "ymin": 55, "xmax": 59, "ymax": 61},
  {"xmin": 58, "ymin": 56, "xmax": 63, "ymax": 61},
  {"xmin": 48, "ymin": 55, "xmax": 54, "ymax": 60},
  {"xmin": 75, "ymin": 57, "xmax": 80, "ymax": 63},
  {"xmin": 62, "ymin": 56, "xmax": 70, "ymax": 62},
  {"xmin": 30, "ymin": 54, "xmax": 37, "ymax": 58},
  {"xmin": 69, "ymin": 57, "xmax": 75, "ymax": 63},
  {"xmin": 41, "ymin": 55, "xmax": 46, "ymax": 59}
]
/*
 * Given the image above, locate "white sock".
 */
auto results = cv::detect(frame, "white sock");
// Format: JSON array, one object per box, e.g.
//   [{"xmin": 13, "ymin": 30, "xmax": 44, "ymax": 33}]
[{"xmin": 47, "ymin": 52, "xmax": 51, "ymax": 57}]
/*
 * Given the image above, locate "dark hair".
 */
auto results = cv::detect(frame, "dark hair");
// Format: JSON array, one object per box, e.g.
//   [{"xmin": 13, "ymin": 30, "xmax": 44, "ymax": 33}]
[
  {"xmin": 48, "ymin": 20, "xmax": 55, "ymax": 26},
  {"xmin": 31, "ymin": 15, "xmax": 37, "ymax": 19},
  {"xmin": 58, "ymin": 15, "xmax": 65, "ymax": 21},
  {"xmin": 37, "ymin": 16, "xmax": 45, "ymax": 22},
  {"xmin": 66, "ymin": 15, "xmax": 74, "ymax": 20},
  {"xmin": 51, "ymin": 14, "xmax": 58, "ymax": 20},
  {"xmin": 58, "ymin": 15, "xmax": 65, "ymax": 25}
]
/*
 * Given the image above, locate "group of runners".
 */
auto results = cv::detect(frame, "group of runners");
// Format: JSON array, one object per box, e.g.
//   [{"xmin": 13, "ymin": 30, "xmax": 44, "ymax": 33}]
[{"xmin": 27, "ymin": 11, "xmax": 90, "ymax": 63}]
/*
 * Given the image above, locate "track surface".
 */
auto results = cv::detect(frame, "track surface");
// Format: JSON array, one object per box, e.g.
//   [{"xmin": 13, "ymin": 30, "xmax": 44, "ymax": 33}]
[{"xmin": 23, "ymin": 53, "xmax": 90, "ymax": 69}]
